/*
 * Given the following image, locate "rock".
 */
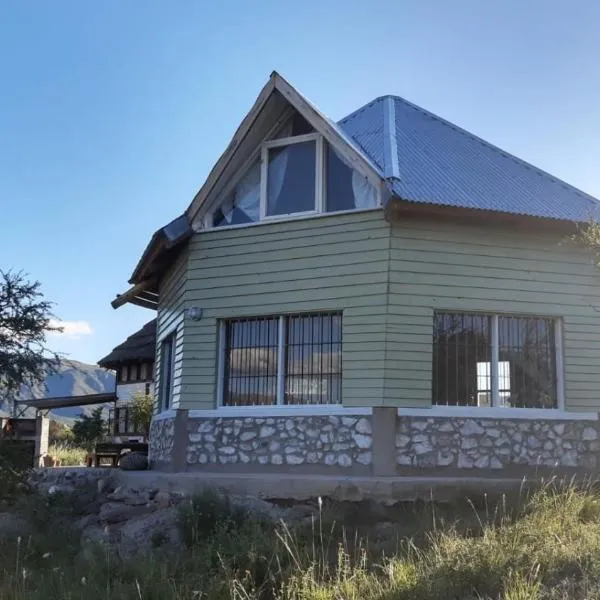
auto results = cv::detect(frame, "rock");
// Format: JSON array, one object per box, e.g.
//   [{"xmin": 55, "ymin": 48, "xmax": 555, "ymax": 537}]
[
  {"xmin": 414, "ymin": 441, "xmax": 433, "ymax": 455},
  {"xmin": 437, "ymin": 452, "xmax": 454, "ymax": 466},
  {"xmin": 396, "ymin": 434, "xmax": 411, "ymax": 448},
  {"xmin": 74, "ymin": 514, "xmax": 99, "ymax": 532},
  {"xmin": 461, "ymin": 438, "xmax": 478, "ymax": 450},
  {"xmin": 285, "ymin": 454, "xmax": 304, "ymax": 465},
  {"xmin": 457, "ymin": 453, "xmax": 474, "ymax": 468},
  {"xmin": 474, "ymin": 456, "xmax": 490, "ymax": 469},
  {"xmin": 0, "ymin": 513, "xmax": 30, "ymax": 541},
  {"xmin": 356, "ymin": 418, "xmax": 372, "ymax": 435},
  {"xmin": 154, "ymin": 491, "xmax": 172, "ymax": 509},
  {"xmin": 259, "ymin": 426, "xmax": 276, "ymax": 438},
  {"xmin": 48, "ymin": 484, "xmax": 75, "ymax": 496},
  {"xmin": 229, "ymin": 495, "xmax": 287, "ymax": 521},
  {"xmin": 119, "ymin": 452, "xmax": 149, "ymax": 471},
  {"xmin": 583, "ymin": 427, "xmax": 598, "ymax": 441},
  {"xmin": 118, "ymin": 507, "xmax": 182, "ymax": 559},
  {"xmin": 460, "ymin": 420, "xmax": 484, "ymax": 436},
  {"xmin": 356, "ymin": 451, "xmax": 372, "ymax": 465},
  {"xmin": 99, "ymin": 502, "xmax": 151, "ymax": 524},
  {"xmin": 338, "ymin": 454, "xmax": 352, "ymax": 467},
  {"xmin": 411, "ymin": 420, "xmax": 429, "ymax": 431},
  {"xmin": 397, "ymin": 453, "xmax": 412, "ymax": 466},
  {"xmin": 353, "ymin": 434, "xmax": 372, "ymax": 449},
  {"xmin": 240, "ymin": 431, "xmax": 257, "ymax": 441}
]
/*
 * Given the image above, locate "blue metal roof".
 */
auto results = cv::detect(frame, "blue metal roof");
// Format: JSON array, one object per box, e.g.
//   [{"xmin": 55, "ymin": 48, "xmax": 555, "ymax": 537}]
[{"xmin": 338, "ymin": 96, "xmax": 600, "ymax": 222}]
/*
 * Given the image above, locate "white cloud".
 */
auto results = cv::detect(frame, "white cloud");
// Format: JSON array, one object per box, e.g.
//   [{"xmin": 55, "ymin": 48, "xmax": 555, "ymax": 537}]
[{"xmin": 49, "ymin": 319, "xmax": 93, "ymax": 339}]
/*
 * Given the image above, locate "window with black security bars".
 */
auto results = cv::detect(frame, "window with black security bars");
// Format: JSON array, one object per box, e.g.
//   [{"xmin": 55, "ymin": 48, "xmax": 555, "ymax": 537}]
[
  {"xmin": 432, "ymin": 311, "xmax": 560, "ymax": 409},
  {"xmin": 221, "ymin": 313, "xmax": 342, "ymax": 406}
]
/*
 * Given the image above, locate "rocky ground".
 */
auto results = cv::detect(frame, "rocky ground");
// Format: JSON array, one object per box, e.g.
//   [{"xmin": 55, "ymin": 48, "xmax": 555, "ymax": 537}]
[{"xmin": 0, "ymin": 468, "xmax": 326, "ymax": 559}]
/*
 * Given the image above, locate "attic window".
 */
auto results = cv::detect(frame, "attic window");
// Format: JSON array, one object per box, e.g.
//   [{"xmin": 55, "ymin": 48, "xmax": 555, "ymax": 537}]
[{"xmin": 210, "ymin": 127, "xmax": 379, "ymax": 228}]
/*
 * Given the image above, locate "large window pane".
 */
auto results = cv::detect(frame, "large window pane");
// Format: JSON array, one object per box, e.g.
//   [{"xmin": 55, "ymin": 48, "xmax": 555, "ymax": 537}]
[
  {"xmin": 285, "ymin": 313, "xmax": 342, "ymax": 405},
  {"xmin": 267, "ymin": 142, "xmax": 316, "ymax": 216},
  {"xmin": 432, "ymin": 313, "xmax": 491, "ymax": 406},
  {"xmin": 498, "ymin": 316, "xmax": 557, "ymax": 408},
  {"xmin": 326, "ymin": 144, "xmax": 377, "ymax": 212},
  {"xmin": 223, "ymin": 317, "xmax": 279, "ymax": 406}
]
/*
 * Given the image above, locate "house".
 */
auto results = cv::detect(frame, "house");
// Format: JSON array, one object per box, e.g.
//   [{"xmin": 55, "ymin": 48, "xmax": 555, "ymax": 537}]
[
  {"xmin": 98, "ymin": 319, "xmax": 156, "ymax": 441},
  {"xmin": 112, "ymin": 72, "xmax": 600, "ymax": 476}
]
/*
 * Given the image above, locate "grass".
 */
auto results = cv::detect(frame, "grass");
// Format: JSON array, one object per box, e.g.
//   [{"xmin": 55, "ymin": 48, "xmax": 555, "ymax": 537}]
[
  {"xmin": 2, "ymin": 481, "xmax": 600, "ymax": 599},
  {"xmin": 47, "ymin": 443, "xmax": 87, "ymax": 466}
]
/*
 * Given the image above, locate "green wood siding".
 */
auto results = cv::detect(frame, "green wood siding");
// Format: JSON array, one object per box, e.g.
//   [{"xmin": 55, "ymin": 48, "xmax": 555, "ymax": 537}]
[
  {"xmin": 387, "ymin": 219, "xmax": 600, "ymax": 411},
  {"xmin": 155, "ymin": 210, "xmax": 600, "ymax": 413},
  {"xmin": 155, "ymin": 248, "xmax": 188, "ymax": 410},
  {"xmin": 179, "ymin": 211, "xmax": 390, "ymax": 409}
]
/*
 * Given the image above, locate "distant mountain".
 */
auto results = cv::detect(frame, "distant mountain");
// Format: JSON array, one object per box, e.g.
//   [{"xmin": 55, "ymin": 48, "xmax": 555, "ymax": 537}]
[{"xmin": 0, "ymin": 360, "xmax": 115, "ymax": 420}]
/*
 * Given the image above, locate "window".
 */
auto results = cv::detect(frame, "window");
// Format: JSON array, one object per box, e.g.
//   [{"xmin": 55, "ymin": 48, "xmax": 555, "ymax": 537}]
[
  {"xmin": 159, "ymin": 334, "xmax": 176, "ymax": 410},
  {"xmin": 220, "ymin": 312, "xmax": 342, "ymax": 406},
  {"xmin": 266, "ymin": 140, "xmax": 317, "ymax": 216},
  {"xmin": 432, "ymin": 312, "xmax": 560, "ymax": 409},
  {"xmin": 210, "ymin": 113, "xmax": 378, "ymax": 228}
]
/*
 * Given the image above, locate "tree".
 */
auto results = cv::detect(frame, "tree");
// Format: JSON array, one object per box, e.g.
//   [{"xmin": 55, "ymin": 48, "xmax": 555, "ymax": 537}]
[
  {"xmin": 72, "ymin": 407, "xmax": 105, "ymax": 451},
  {"xmin": 0, "ymin": 270, "xmax": 62, "ymax": 415},
  {"xmin": 571, "ymin": 220, "xmax": 600, "ymax": 266},
  {"xmin": 49, "ymin": 420, "xmax": 74, "ymax": 445},
  {"xmin": 129, "ymin": 391, "xmax": 154, "ymax": 441}
]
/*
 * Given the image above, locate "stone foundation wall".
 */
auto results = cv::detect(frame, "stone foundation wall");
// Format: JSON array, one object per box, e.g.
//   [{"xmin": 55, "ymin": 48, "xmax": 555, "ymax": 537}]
[
  {"xmin": 396, "ymin": 417, "xmax": 600, "ymax": 470},
  {"xmin": 149, "ymin": 416, "xmax": 176, "ymax": 464},
  {"xmin": 149, "ymin": 410, "xmax": 600, "ymax": 474},
  {"xmin": 186, "ymin": 415, "xmax": 372, "ymax": 468}
]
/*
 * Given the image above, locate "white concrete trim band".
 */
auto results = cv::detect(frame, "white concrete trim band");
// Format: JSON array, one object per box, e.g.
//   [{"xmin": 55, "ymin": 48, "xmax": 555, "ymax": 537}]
[{"xmin": 398, "ymin": 406, "xmax": 599, "ymax": 421}]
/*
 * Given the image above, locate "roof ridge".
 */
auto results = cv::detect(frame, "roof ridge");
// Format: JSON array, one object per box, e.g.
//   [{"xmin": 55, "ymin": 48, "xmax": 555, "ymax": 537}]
[
  {"xmin": 388, "ymin": 95, "xmax": 599, "ymax": 205},
  {"xmin": 337, "ymin": 96, "xmax": 387, "ymax": 126}
]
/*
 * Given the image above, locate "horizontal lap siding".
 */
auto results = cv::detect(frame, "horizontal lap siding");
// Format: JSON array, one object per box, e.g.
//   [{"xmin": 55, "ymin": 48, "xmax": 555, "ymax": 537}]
[
  {"xmin": 387, "ymin": 219, "xmax": 600, "ymax": 412},
  {"xmin": 155, "ymin": 249, "xmax": 188, "ymax": 410},
  {"xmin": 181, "ymin": 211, "xmax": 390, "ymax": 409}
]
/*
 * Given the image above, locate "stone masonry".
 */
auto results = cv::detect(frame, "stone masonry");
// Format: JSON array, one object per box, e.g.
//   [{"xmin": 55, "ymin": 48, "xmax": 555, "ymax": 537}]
[
  {"xmin": 396, "ymin": 417, "xmax": 600, "ymax": 470},
  {"xmin": 149, "ymin": 416, "xmax": 176, "ymax": 464},
  {"xmin": 186, "ymin": 415, "xmax": 372, "ymax": 468}
]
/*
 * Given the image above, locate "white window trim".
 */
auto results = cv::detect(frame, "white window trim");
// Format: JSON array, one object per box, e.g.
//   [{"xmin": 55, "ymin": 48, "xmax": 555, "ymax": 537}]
[
  {"xmin": 261, "ymin": 133, "xmax": 322, "ymax": 219},
  {"xmin": 217, "ymin": 313, "xmax": 342, "ymax": 408},
  {"xmin": 263, "ymin": 132, "xmax": 320, "ymax": 149},
  {"xmin": 199, "ymin": 206, "xmax": 383, "ymax": 234},
  {"xmin": 435, "ymin": 311, "xmax": 565, "ymax": 412}
]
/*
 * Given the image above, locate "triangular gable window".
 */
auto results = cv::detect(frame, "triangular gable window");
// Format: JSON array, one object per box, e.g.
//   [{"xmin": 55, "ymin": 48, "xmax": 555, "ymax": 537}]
[{"xmin": 211, "ymin": 114, "xmax": 379, "ymax": 229}]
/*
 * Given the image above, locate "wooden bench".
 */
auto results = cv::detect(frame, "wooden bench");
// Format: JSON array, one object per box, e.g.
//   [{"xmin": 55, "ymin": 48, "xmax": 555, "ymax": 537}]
[{"xmin": 94, "ymin": 442, "xmax": 149, "ymax": 467}]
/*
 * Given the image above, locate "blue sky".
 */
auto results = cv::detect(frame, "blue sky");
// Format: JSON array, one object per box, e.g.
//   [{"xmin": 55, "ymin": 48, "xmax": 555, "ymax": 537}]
[{"xmin": 1, "ymin": 1, "xmax": 599, "ymax": 364}]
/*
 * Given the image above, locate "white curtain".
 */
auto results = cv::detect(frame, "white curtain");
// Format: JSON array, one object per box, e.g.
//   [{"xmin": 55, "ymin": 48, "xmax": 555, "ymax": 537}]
[
  {"xmin": 266, "ymin": 148, "xmax": 289, "ymax": 215},
  {"xmin": 351, "ymin": 171, "xmax": 377, "ymax": 209},
  {"xmin": 236, "ymin": 160, "xmax": 261, "ymax": 222},
  {"xmin": 218, "ymin": 161, "xmax": 261, "ymax": 225}
]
